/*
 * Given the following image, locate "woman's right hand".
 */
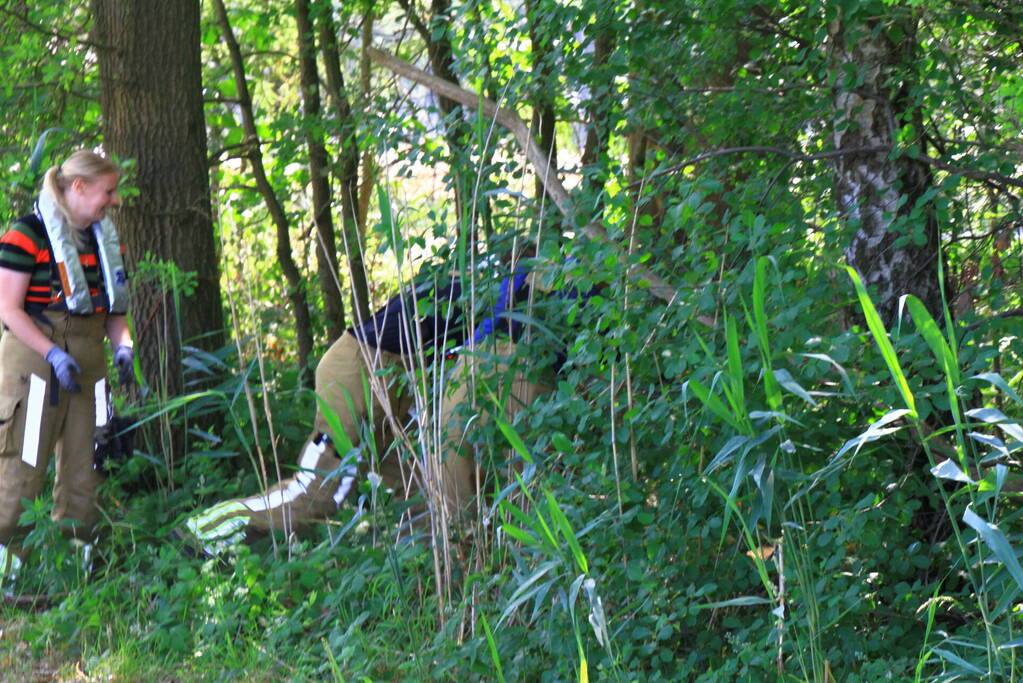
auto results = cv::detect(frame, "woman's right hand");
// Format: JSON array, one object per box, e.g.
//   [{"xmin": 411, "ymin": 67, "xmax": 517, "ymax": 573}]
[{"xmin": 45, "ymin": 346, "xmax": 82, "ymax": 393}]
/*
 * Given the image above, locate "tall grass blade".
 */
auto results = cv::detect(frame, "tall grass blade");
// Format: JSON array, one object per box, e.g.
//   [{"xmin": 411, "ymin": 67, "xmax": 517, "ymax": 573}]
[
  {"xmin": 772, "ymin": 368, "xmax": 817, "ymax": 407},
  {"xmin": 966, "ymin": 407, "xmax": 1023, "ymax": 444},
  {"xmin": 546, "ymin": 491, "xmax": 589, "ymax": 574},
  {"xmin": 930, "ymin": 459, "xmax": 975, "ymax": 485},
  {"xmin": 973, "ymin": 372, "xmax": 1023, "ymax": 408},
  {"xmin": 724, "ymin": 315, "xmax": 747, "ymax": 419},
  {"xmin": 498, "ymin": 560, "xmax": 559, "ymax": 627},
  {"xmin": 752, "ymin": 257, "xmax": 782, "ymax": 411},
  {"xmin": 495, "ymin": 416, "xmax": 536, "ymax": 465},
  {"xmin": 686, "ymin": 378, "xmax": 749, "ymax": 435},
  {"xmin": 480, "ymin": 612, "xmax": 507, "ymax": 683},
  {"xmin": 962, "ymin": 507, "xmax": 1023, "ymax": 592},
  {"xmin": 904, "ymin": 295, "xmax": 960, "ymax": 385},
  {"xmin": 931, "ymin": 647, "xmax": 987, "ymax": 676},
  {"xmin": 845, "ymin": 267, "xmax": 917, "ymax": 416}
]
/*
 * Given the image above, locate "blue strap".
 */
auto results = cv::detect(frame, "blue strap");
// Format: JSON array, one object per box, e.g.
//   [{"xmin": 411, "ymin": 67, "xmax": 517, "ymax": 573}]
[{"xmin": 472, "ymin": 270, "xmax": 529, "ymax": 345}]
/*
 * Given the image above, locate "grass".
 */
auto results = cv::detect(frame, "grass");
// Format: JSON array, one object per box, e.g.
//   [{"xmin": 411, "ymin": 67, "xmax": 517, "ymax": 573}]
[{"xmin": 2, "ymin": 213, "xmax": 1021, "ymax": 681}]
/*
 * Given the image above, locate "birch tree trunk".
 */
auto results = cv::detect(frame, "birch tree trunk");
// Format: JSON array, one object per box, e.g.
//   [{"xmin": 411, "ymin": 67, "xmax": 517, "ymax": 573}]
[{"xmin": 830, "ymin": 7, "xmax": 941, "ymax": 323}]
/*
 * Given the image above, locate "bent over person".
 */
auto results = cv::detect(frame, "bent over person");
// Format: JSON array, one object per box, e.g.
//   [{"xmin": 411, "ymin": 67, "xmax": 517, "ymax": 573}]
[
  {"xmin": 440, "ymin": 265, "xmax": 599, "ymax": 517},
  {"xmin": 181, "ymin": 277, "xmax": 465, "ymax": 555},
  {"xmin": 0, "ymin": 150, "xmax": 134, "ymax": 589}
]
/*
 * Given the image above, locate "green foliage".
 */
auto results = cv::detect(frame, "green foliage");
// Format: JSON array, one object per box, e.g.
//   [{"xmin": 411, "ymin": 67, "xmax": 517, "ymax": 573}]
[{"xmin": 3, "ymin": 0, "xmax": 1023, "ymax": 680}]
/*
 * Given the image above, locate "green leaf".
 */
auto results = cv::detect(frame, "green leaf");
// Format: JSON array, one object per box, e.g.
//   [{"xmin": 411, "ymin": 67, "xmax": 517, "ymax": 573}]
[
  {"xmin": 546, "ymin": 491, "xmax": 589, "ymax": 574},
  {"xmin": 930, "ymin": 459, "xmax": 974, "ymax": 485},
  {"xmin": 724, "ymin": 315, "xmax": 746, "ymax": 417},
  {"xmin": 479, "ymin": 612, "xmax": 507, "ymax": 683},
  {"xmin": 973, "ymin": 373, "xmax": 1023, "ymax": 408},
  {"xmin": 696, "ymin": 595, "xmax": 772, "ymax": 610},
  {"xmin": 685, "ymin": 379, "xmax": 748, "ymax": 435},
  {"xmin": 501, "ymin": 523, "xmax": 540, "ymax": 547},
  {"xmin": 931, "ymin": 648, "xmax": 987, "ymax": 676},
  {"xmin": 966, "ymin": 407, "xmax": 1023, "ymax": 445},
  {"xmin": 962, "ymin": 507, "xmax": 1023, "ymax": 592},
  {"xmin": 551, "ymin": 432, "xmax": 574, "ymax": 453},
  {"xmin": 495, "ymin": 417, "xmax": 535, "ymax": 464},
  {"xmin": 845, "ymin": 267, "xmax": 916, "ymax": 416},
  {"xmin": 772, "ymin": 368, "xmax": 817, "ymax": 407},
  {"xmin": 905, "ymin": 294, "xmax": 959, "ymax": 385}
]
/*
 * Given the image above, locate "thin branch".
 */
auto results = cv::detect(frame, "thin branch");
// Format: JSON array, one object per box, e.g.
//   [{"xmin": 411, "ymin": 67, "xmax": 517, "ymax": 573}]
[
  {"xmin": 635, "ymin": 144, "xmax": 1023, "ymax": 191},
  {"xmin": 964, "ymin": 307, "xmax": 1023, "ymax": 335},
  {"xmin": 0, "ymin": 6, "xmax": 97, "ymax": 47},
  {"xmin": 367, "ymin": 47, "xmax": 699, "ymax": 310}
]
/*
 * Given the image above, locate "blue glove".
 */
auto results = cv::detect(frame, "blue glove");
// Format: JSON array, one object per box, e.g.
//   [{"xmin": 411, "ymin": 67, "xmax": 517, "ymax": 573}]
[
  {"xmin": 45, "ymin": 346, "xmax": 82, "ymax": 393},
  {"xmin": 114, "ymin": 345, "xmax": 134, "ymax": 387}
]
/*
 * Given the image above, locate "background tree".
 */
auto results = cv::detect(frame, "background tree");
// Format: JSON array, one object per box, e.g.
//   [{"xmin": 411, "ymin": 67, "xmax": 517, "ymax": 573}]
[
  {"xmin": 3, "ymin": 0, "xmax": 1023, "ymax": 679},
  {"xmin": 829, "ymin": 2, "xmax": 941, "ymax": 323},
  {"xmin": 91, "ymin": 0, "xmax": 224, "ymax": 416},
  {"xmin": 296, "ymin": 0, "xmax": 345, "ymax": 341},
  {"xmin": 210, "ymin": 0, "xmax": 315, "ymax": 377}
]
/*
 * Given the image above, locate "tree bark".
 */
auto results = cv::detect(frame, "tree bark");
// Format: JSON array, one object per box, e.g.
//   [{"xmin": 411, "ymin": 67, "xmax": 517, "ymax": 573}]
[
  {"xmin": 357, "ymin": 10, "xmax": 377, "ymax": 242},
  {"xmin": 212, "ymin": 0, "xmax": 314, "ymax": 378},
  {"xmin": 91, "ymin": 0, "xmax": 224, "ymax": 401},
  {"xmin": 318, "ymin": 1, "xmax": 371, "ymax": 324},
  {"xmin": 830, "ymin": 9, "xmax": 941, "ymax": 323},
  {"xmin": 397, "ymin": 0, "xmax": 473, "ymax": 234},
  {"xmin": 296, "ymin": 0, "xmax": 345, "ymax": 341},
  {"xmin": 525, "ymin": 0, "xmax": 560, "ymax": 214}
]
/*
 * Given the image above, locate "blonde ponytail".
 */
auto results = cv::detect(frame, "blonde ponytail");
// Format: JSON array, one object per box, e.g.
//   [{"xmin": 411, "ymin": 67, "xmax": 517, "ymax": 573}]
[{"xmin": 40, "ymin": 150, "xmax": 120, "ymax": 249}]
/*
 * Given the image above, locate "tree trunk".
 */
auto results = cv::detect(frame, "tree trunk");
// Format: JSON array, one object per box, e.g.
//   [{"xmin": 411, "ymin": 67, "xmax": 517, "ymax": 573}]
[
  {"xmin": 526, "ymin": 0, "xmax": 559, "ymax": 213},
  {"xmin": 580, "ymin": 30, "xmax": 613, "ymax": 210},
  {"xmin": 830, "ymin": 9, "xmax": 941, "ymax": 323},
  {"xmin": 296, "ymin": 0, "xmax": 345, "ymax": 341},
  {"xmin": 212, "ymin": 0, "xmax": 315, "ymax": 380},
  {"xmin": 91, "ymin": 0, "xmax": 224, "ymax": 401},
  {"xmin": 397, "ymin": 0, "xmax": 473, "ymax": 236},
  {"xmin": 357, "ymin": 11, "xmax": 377, "ymax": 244},
  {"xmin": 318, "ymin": 1, "xmax": 371, "ymax": 324}
]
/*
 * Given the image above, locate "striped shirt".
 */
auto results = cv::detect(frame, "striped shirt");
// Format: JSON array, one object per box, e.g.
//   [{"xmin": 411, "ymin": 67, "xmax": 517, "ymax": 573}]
[{"xmin": 0, "ymin": 214, "xmax": 106, "ymax": 312}]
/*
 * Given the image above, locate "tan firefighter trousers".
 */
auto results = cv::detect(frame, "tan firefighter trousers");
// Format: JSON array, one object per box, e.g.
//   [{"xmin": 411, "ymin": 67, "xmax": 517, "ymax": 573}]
[
  {"xmin": 440, "ymin": 341, "xmax": 551, "ymax": 518},
  {"xmin": 0, "ymin": 310, "xmax": 110, "ymax": 548},
  {"xmin": 185, "ymin": 332, "xmax": 416, "ymax": 550}
]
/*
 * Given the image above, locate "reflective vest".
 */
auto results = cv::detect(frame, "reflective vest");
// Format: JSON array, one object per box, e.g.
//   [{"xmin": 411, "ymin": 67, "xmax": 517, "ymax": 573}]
[{"xmin": 34, "ymin": 188, "xmax": 129, "ymax": 315}]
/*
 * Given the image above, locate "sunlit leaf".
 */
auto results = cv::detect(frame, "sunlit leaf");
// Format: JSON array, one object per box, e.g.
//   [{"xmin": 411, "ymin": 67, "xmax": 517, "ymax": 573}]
[
  {"xmin": 962, "ymin": 507, "xmax": 1023, "ymax": 592},
  {"xmin": 930, "ymin": 459, "xmax": 974, "ymax": 485}
]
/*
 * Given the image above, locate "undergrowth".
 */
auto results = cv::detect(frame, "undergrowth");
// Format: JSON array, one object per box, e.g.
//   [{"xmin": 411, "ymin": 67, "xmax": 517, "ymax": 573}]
[{"xmin": 2, "ymin": 242, "xmax": 1022, "ymax": 682}]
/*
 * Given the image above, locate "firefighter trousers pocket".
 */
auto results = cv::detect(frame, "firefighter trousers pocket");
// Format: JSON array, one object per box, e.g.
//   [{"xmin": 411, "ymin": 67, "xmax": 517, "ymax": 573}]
[{"xmin": 0, "ymin": 393, "xmax": 22, "ymax": 456}]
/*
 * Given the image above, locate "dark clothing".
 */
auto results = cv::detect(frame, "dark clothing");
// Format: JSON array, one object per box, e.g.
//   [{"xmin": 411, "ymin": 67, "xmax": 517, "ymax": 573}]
[
  {"xmin": 471, "ymin": 269, "xmax": 602, "ymax": 372},
  {"xmin": 351, "ymin": 278, "xmax": 466, "ymax": 355},
  {"xmin": 0, "ymin": 214, "xmax": 106, "ymax": 314}
]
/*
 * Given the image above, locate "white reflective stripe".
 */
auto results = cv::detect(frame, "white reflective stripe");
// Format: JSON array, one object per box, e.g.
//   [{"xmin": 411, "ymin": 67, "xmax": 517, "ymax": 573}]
[
  {"xmin": 71, "ymin": 540, "xmax": 94, "ymax": 574},
  {"xmin": 297, "ymin": 438, "xmax": 326, "ymax": 470},
  {"xmin": 242, "ymin": 471, "xmax": 315, "ymax": 512},
  {"xmin": 94, "ymin": 378, "xmax": 108, "ymax": 428},
  {"xmin": 332, "ymin": 446, "xmax": 361, "ymax": 505},
  {"xmin": 185, "ymin": 507, "xmax": 247, "ymax": 556},
  {"xmin": 333, "ymin": 474, "xmax": 357, "ymax": 505},
  {"xmin": 21, "ymin": 373, "xmax": 46, "ymax": 467},
  {"xmin": 239, "ymin": 439, "xmax": 326, "ymax": 512},
  {"xmin": 184, "ymin": 514, "xmax": 247, "ymax": 556},
  {"xmin": 186, "ymin": 501, "xmax": 246, "ymax": 535},
  {"xmin": 0, "ymin": 543, "xmax": 22, "ymax": 584}
]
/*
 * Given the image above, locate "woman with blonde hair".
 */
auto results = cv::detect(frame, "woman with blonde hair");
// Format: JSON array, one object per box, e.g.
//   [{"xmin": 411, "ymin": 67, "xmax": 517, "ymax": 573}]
[{"xmin": 0, "ymin": 149, "xmax": 134, "ymax": 589}]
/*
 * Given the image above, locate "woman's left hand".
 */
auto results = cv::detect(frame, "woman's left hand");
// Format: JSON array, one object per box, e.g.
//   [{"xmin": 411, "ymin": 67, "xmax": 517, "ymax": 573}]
[{"xmin": 114, "ymin": 345, "xmax": 134, "ymax": 386}]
